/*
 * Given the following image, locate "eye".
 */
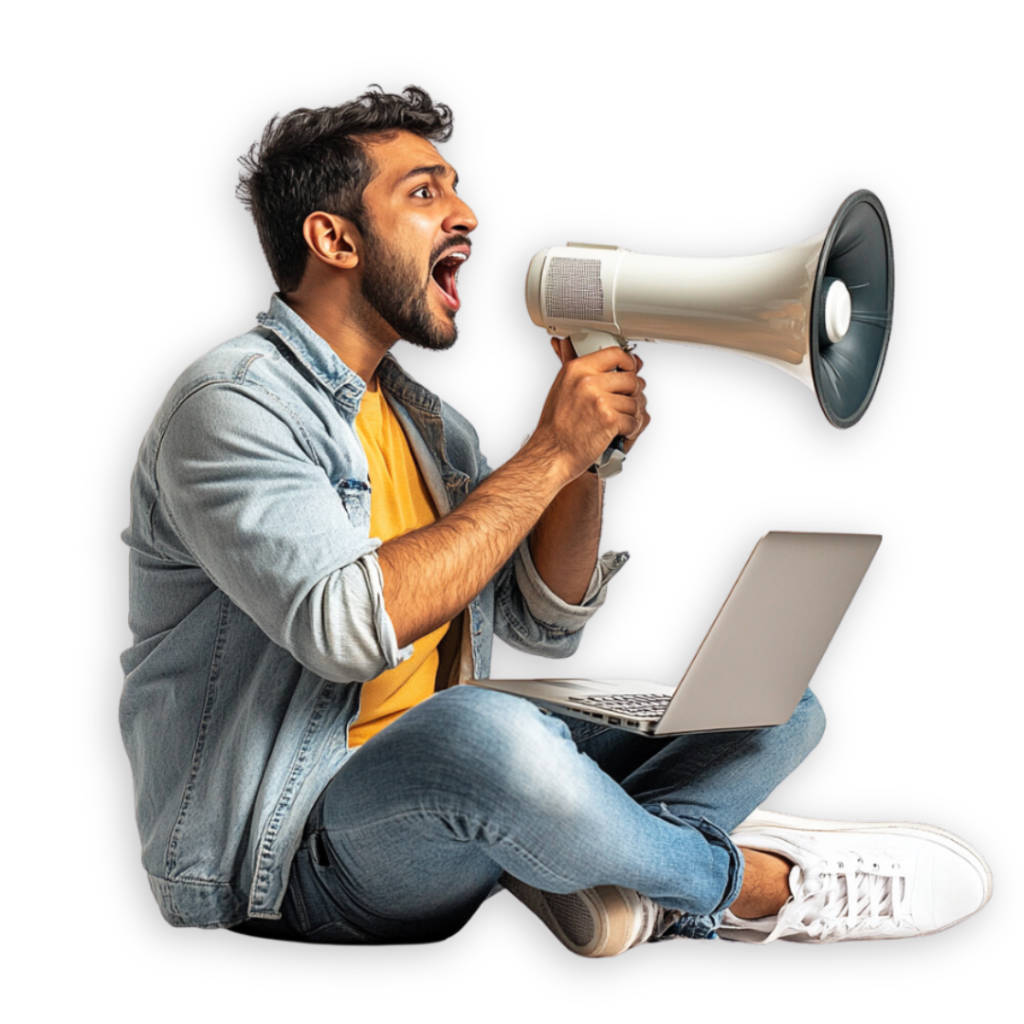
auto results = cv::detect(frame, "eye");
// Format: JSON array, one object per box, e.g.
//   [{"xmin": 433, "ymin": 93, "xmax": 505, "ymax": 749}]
[{"xmin": 412, "ymin": 184, "xmax": 433, "ymax": 199}]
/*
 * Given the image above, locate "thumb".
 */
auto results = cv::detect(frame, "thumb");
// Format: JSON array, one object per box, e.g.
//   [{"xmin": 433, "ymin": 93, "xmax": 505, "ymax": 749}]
[{"xmin": 550, "ymin": 336, "xmax": 575, "ymax": 364}]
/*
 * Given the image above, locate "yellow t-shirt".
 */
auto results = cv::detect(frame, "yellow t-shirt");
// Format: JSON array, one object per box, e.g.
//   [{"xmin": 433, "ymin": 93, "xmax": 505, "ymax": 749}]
[{"xmin": 348, "ymin": 386, "xmax": 450, "ymax": 747}]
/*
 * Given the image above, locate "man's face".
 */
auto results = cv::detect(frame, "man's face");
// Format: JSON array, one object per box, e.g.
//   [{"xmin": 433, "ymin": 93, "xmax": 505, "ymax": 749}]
[{"xmin": 357, "ymin": 132, "xmax": 477, "ymax": 351}]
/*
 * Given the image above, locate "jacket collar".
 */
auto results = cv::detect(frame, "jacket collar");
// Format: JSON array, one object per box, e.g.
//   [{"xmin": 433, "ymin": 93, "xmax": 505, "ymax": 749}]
[
  {"xmin": 256, "ymin": 294, "xmax": 367, "ymax": 412},
  {"xmin": 256, "ymin": 295, "xmax": 449, "ymax": 424}
]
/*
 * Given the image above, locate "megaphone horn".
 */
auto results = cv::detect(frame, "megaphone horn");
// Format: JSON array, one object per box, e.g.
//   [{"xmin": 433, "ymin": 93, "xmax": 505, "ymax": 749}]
[{"xmin": 525, "ymin": 190, "xmax": 894, "ymax": 477}]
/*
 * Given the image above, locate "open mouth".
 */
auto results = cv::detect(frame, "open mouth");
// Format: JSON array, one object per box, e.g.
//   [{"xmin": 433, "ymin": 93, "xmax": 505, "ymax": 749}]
[{"xmin": 431, "ymin": 246, "xmax": 470, "ymax": 312}]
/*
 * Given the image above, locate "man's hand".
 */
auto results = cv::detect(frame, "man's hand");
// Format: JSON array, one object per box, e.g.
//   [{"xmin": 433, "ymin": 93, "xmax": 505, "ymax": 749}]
[
  {"xmin": 525, "ymin": 337, "xmax": 650, "ymax": 482},
  {"xmin": 548, "ymin": 335, "xmax": 651, "ymax": 456}
]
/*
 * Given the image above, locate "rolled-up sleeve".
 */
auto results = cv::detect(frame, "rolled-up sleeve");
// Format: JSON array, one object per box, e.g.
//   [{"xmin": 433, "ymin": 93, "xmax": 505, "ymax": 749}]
[
  {"xmin": 155, "ymin": 381, "xmax": 411, "ymax": 682},
  {"xmin": 493, "ymin": 539, "xmax": 629, "ymax": 655}
]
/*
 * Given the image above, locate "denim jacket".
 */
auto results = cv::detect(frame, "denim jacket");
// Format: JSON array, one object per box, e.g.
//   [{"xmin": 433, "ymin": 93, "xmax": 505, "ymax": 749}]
[{"xmin": 120, "ymin": 295, "xmax": 627, "ymax": 929}]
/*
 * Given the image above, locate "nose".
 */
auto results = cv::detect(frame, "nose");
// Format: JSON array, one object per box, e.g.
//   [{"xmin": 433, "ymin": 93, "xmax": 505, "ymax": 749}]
[{"xmin": 443, "ymin": 194, "xmax": 478, "ymax": 235}]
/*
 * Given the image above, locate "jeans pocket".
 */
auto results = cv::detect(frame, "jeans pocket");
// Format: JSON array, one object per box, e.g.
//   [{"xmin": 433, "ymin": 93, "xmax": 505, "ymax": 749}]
[{"xmin": 285, "ymin": 838, "xmax": 375, "ymax": 944}]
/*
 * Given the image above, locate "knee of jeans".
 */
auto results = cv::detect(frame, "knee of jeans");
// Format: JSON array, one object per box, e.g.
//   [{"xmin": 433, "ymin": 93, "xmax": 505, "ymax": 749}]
[
  {"xmin": 720, "ymin": 689, "xmax": 825, "ymax": 802},
  {"xmin": 411, "ymin": 688, "xmax": 569, "ymax": 753},
  {"xmin": 406, "ymin": 686, "xmax": 576, "ymax": 800},
  {"xmin": 793, "ymin": 689, "xmax": 826, "ymax": 754},
  {"xmin": 420, "ymin": 685, "xmax": 559, "ymax": 734}
]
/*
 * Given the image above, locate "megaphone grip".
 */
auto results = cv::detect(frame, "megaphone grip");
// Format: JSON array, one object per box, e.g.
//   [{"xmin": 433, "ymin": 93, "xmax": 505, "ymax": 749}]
[{"xmin": 567, "ymin": 330, "xmax": 631, "ymax": 479}]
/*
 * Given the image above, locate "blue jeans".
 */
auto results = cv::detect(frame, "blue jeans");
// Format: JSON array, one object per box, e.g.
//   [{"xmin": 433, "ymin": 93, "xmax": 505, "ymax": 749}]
[{"xmin": 237, "ymin": 685, "xmax": 824, "ymax": 944}]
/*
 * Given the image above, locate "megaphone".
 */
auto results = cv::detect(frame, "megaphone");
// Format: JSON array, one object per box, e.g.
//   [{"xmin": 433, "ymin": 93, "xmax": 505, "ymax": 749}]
[{"xmin": 525, "ymin": 190, "xmax": 893, "ymax": 477}]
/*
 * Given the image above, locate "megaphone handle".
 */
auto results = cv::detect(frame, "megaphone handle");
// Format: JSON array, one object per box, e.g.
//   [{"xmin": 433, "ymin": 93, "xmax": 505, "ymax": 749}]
[{"xmin": 568, "ymin": 331, "xmax": 629, "ymax": 479}]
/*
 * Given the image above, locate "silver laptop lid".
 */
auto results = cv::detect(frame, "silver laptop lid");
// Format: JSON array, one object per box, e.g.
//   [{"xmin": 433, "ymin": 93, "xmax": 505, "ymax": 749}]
[{"xmin": 655, "ymin": 532, "xmax": 880, "ymax": 735}]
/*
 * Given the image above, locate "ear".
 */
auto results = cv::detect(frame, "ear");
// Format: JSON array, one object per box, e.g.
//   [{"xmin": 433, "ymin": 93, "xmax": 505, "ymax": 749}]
[{"xmin": 302, "ymin": 211, "xmax": 361, "ymax": 271}]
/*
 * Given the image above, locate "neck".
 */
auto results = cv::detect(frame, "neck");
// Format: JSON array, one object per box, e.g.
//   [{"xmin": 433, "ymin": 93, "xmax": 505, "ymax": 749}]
[{"xmin": 281, "ymin": 285, "xmax": 397, "ymax": 387}]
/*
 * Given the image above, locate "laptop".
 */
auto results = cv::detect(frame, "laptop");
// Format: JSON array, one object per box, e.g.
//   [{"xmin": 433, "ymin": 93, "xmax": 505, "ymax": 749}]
[{"xmin": 467, "ymin": 532, "xmax": 881, "ymax": 736}]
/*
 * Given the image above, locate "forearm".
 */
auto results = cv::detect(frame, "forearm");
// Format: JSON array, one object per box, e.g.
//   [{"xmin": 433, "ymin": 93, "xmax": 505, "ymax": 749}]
[
  {"xmin": 377, "ymin": 440, "xmax": 570, "ymax": 648},
  {"xmin": 528, "ymin": 470, "xmax": 603, "ymax": 605}
]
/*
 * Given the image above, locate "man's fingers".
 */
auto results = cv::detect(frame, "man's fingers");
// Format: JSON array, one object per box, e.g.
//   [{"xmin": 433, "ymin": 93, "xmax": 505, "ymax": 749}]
[
  {"xmin": 562, "ymin": 345, "xmax": 635, "ymax": 374},
  {"xmin": 550, "ymin": 342, "xmax": 643, "ymax": 374},
  {"xmin": 604, "ymin": 393, "xmax": 647, "ymax": 439},
  {"xmin": 582, "ymin": 368, "xmax": 645, "ymax": 396},
  {"xmin": 613, "ymin": 397, "xmax": 650, "ymax": 447},
  {"xmin": 562, "ymin": 359, "xmax": 646, "ymax": 441}
]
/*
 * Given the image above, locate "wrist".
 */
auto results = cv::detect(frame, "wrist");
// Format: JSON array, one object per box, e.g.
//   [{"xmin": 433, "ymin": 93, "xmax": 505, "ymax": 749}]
[{"xmin": 516, "ymin": 433, "xmax": 580, "ymax": 494}]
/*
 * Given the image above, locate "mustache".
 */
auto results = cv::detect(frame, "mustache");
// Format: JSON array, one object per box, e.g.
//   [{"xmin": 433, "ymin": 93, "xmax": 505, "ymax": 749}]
[{"xmin": 429, "ymin": 234, "xmax": 473, "ymax": 266}]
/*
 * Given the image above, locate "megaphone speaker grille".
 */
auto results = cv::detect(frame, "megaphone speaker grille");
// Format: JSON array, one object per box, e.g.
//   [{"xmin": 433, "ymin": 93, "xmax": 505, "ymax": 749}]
[
  {"xmin": 544, "ymin": 256, "xmax": 611, "ymax": 323},
  {"xmin": 811, "ymin": 190, "xmax": 894, "ymax": 427}
]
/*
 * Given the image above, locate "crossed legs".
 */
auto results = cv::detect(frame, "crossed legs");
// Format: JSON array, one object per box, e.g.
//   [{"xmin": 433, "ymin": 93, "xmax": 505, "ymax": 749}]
[{"xmin": 249, "ymin": 685, "xmax": 825, "ymax": 944}]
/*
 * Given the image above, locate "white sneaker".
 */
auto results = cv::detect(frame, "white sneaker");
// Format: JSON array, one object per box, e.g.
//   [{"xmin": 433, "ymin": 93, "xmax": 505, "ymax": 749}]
[
  {"xmin": 722, "ymin": 810, "xmax": 993, "ymax": 943},
  {"xmin": 500, "ymin": 873, "xmax": 680, "ymax": 957}
]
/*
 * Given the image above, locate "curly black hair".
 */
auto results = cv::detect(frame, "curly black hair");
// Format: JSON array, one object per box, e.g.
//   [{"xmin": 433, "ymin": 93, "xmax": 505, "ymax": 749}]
[{"xmin": 237, "ymin": 85, "xmax": 453, "ymax": 292}]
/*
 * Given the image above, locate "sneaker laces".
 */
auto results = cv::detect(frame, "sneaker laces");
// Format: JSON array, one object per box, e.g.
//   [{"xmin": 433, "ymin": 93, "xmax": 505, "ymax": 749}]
[{"xmin": 778, "ymin": 853, "xmax": 911, "ymax": 942}]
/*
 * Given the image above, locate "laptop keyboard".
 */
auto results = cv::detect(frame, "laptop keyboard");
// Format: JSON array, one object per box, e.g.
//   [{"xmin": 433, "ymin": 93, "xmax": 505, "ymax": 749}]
[{"xmin": 567, "ymin": 693, "xmax": 671, "ymax": 720}]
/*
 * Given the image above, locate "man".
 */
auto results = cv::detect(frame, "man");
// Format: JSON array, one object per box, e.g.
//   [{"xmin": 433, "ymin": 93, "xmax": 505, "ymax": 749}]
[{"xmin": 120, "ymin": 85, "xmax": 990, "ymax": 955}]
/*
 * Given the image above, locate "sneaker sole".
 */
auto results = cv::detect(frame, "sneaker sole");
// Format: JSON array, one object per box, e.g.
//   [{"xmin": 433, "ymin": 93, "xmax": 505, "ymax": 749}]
[
  {"xmin": 731, "ymin": 809, "xmax": 993, "ymax": 934},
  {"xmin": 502, "ymin": 875, "xmax": 648, "ymax": 957}
]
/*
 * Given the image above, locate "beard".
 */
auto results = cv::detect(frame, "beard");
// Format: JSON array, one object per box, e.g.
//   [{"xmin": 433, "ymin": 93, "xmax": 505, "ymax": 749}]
[{"xmin": 359, "ymin": 226, "xmax": 459, "ymax": 352}]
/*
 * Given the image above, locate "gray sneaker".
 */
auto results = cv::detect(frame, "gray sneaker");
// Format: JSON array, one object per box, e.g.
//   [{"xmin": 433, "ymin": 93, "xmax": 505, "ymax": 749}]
[
  {"xmin": 501, "ymin": 873, "xmax": 680, "ymax": 957},
  {"xmin": 723, "ymin": 810, "xmax": 993, "ymax": 943}
]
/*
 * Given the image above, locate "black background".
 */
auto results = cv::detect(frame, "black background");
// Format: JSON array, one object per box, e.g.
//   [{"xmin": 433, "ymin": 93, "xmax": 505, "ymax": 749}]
[{"xmin": 110, "ymin": 56, "xmax": 991, "ymax": 983}]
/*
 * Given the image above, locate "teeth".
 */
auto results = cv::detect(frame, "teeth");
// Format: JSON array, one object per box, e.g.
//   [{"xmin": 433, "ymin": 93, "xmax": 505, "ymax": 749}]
[{"xmin": 432, "ymin": 252, "xmax": 467, "ymax": 275}]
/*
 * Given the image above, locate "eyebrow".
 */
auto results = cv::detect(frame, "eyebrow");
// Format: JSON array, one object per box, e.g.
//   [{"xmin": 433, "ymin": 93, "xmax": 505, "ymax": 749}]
[{"xmin": 399, "ymin": 164, "xmax": 459, "ymax": 189}]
